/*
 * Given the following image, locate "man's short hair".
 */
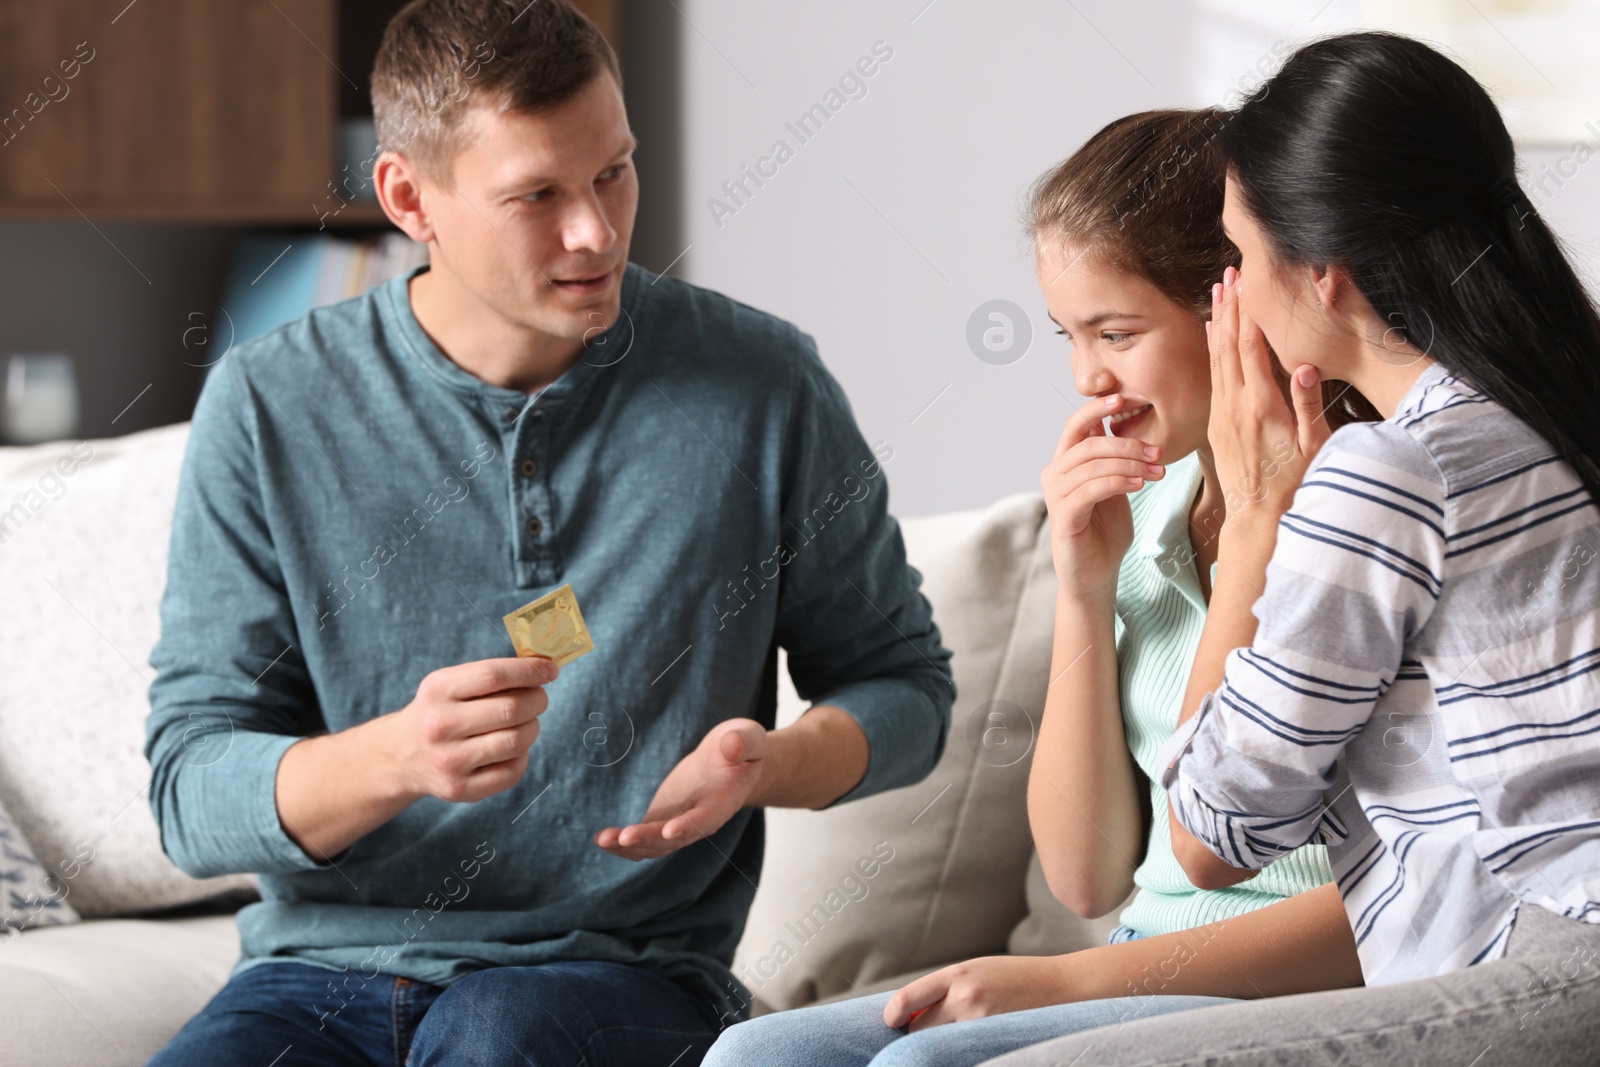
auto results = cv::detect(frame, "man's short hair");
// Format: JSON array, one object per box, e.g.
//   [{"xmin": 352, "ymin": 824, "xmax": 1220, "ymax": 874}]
[{"xmin": 371, "ymin": 0, "xmax": 621, "ymax": 180}]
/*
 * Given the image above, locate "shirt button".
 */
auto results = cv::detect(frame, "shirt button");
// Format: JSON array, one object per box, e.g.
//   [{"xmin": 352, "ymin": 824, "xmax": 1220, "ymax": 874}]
[
  {"xmin": 502, "ymin": 406, "xmax": 519, "ymax": 423},
  {"xmin": 520, "ymin": 459, "xmax": 538, "ymax": 478},
  {"xmin": 525, "ymin": 516, "xmax": 543, "ymax": 537}
]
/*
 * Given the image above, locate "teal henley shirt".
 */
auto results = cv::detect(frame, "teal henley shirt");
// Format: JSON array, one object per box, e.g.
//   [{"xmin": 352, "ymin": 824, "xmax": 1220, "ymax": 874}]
[{"xmin": 144, "ymin": 262, "xmax": 954, "ymax": 1024}]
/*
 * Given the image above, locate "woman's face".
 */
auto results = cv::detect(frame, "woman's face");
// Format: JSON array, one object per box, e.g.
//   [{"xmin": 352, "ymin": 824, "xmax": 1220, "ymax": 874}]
[
  {"xmin": 1034, "ymin": 243, "xmax": 1212, "ymax": 462},
  {"xmin": 1225, "ymin": 174, "xmax": 1422, "ymax": 391},
  {"xmin": 1222, "ymin": 174, "xmax": 1330, "ymax": 377}
]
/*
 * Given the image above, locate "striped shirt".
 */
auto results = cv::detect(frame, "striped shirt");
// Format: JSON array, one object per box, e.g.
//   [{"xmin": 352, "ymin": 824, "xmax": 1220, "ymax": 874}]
[
  {"xmin": 1113, "ymin": 451, "xmax": 1332, "ymax": 938},
  {"xmin": 1158, "ymin": 359, "xmax": 1600, "ymax": 985}
]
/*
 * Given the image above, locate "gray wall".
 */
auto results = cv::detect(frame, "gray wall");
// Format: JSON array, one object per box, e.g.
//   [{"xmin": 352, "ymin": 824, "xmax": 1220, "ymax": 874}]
[
  {"xmin": 0, "ymin": 222, "xmax": 236, "ymax": 439},
  {"xmin": 660, "ymin": 0, "xmax": 1600, "ymax": 517}
]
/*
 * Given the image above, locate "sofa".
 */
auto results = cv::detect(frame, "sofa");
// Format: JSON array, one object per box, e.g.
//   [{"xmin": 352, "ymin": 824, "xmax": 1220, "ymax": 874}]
[{"xmin": 0, "ymin": 420, "xmax": 1125, "ymax": 1066}]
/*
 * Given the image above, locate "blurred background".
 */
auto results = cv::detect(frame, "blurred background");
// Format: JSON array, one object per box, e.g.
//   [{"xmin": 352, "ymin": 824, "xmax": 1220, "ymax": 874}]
[{"xmin": 1, "ymin": 0, "xmax": 1596, "ymax": 516}]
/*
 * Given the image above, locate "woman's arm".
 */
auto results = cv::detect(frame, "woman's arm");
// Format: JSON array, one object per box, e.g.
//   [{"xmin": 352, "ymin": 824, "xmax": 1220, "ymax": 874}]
[
  {"xmin": 884, "ymin": 882, "xmax": 1363, "ymax": 1030},
  {"xmin": 1168, "ymin": 269, "xmax": 1337, "ymax": 889},
  {"xmin": 1167, "ymin": 519, "xmax": 1280, "ymax": 889},
  {"xmin": 1160, "ymin": 359, "xmax": 1448, "ymax": 881}
]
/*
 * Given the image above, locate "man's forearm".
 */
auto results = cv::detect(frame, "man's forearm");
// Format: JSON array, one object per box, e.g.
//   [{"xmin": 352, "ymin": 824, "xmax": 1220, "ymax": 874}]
[
  {"xmin": 275, "ymin": 714, "xmax": 418, "ymax": 862},
  {"xmin": 273, "ymin": 656, "xmax": 553, "ymax": 860},
  {"xmin": 282, "ymin": 698, "xmax": 868, "ymax": 859},
  {"xmin": 746, "ymin": 704, "xmax": 869, "ymax": 809}
]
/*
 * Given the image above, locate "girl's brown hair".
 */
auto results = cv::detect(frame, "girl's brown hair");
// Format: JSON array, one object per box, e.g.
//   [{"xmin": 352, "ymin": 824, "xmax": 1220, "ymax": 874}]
[{"xmin": 1026, "ymin": 108, "xmax": 1380, "ymax": 427}]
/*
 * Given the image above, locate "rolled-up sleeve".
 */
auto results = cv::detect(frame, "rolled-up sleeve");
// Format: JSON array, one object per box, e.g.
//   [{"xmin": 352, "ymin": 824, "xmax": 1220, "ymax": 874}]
[
  {"xmin": 1158, "ymin": 428, "xmax": 1446, "ymax": 868},
  {"xmin": 144, "ymin": 354, "xmax": 338, "ymax": 878},
  {"xmin": 773, "ymin": 337, "xmax": 955, "ymax": 806}
]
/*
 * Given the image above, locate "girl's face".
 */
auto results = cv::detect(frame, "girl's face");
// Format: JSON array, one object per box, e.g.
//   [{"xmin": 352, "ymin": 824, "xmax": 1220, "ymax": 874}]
[{"xmin": 1035, "ymin": 243, "xmax": 1213, "ymax": 462}]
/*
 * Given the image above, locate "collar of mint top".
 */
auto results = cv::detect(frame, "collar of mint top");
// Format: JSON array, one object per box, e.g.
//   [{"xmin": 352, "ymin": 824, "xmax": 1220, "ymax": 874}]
[
  {"xmin": 1126, "ymin": 450, "xmax": 1217, "ymax": 598},
  {"xmin": 143, "ymin": 262, "xmax": 953, "ymax": 1020},
  {"xmin": 1112, "ymin": 450, "xmax": 1332, "ymax": 940}
]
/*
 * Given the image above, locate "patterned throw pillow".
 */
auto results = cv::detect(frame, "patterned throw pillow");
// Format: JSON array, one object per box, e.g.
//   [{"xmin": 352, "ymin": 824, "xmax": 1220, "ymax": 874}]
[{"xmin": 1, "ymin": 794, "xmax": 80, "ymax": 932}]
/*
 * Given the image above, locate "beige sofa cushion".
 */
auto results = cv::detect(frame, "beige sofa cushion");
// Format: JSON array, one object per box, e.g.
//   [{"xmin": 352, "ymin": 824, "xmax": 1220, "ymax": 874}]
[
  {"xmin": 1, "ymin": 914, "xmax": 239, "ymax": 1066},
  {"xmin": 0, "ymin": 425, "xmax": 256, "ymax": 916},
  {"xmin": 733, "ymin": 490, "xmax": 1066, "ymax": 1014}
]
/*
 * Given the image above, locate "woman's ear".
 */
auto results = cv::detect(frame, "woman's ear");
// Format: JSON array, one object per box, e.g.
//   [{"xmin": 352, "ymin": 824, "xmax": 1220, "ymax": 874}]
[{"xmin": 1310, "ymin": 263, "xmax": 1341, "ymax": 315}]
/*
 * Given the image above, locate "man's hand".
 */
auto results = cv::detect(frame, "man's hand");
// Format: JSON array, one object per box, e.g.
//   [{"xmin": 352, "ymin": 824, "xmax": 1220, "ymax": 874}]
[
  {"xmin": 276, "ymin": 655, "xmax": 558, "ymax": 861},
  {"xmin": 387, "ymin": 656, "xmax": 559, "ymax": 803},
  {"xmin": 594, "ymin": 718, "xmax": 768, "ymax": 861},
  {"xmin": 883, "ymin": 955, "xmax": 1075, "ymax": 1031}
]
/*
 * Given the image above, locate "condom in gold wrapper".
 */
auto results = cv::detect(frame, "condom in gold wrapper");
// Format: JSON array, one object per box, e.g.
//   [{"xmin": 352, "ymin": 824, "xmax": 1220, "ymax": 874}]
[{"xmin": 502, "ymin": 583, "xmax": 595, "ymax": 666}]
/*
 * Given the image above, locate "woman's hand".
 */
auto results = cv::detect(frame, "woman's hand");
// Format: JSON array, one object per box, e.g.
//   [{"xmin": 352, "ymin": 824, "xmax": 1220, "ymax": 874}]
[
  {"xmin": 1041, "ymin": 393, "xmax": 1164, "ymax": 601},
  {"xmin": 883, "ymin": 955, "xmax": 1078, "ymax": 1032},
  {"xmin": 1207, "ymin": 266, "xmax": 1329, "ymax": 537}
]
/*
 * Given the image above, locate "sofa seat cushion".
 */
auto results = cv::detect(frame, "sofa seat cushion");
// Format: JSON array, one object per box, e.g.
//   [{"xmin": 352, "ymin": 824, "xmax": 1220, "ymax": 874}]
[{"xmin": 1, "ymin": 913, "xmax": 240, "ymax": 1066}]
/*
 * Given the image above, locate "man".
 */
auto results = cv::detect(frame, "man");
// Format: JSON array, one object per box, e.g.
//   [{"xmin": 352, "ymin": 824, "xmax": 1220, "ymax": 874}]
[{"xmin": 143, "ymin": 1, "xmax": 953, "ymax": 1063}]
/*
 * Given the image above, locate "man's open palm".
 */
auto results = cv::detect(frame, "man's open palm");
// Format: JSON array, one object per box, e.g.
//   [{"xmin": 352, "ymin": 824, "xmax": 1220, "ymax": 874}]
[{"xmin": 594, "ymin": 718, "xmax": 768, "ymax": 861}]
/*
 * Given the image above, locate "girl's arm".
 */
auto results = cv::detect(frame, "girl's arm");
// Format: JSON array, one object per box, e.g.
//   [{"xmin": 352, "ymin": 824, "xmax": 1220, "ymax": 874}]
[
  {"xmin": 1027, "ymin": 587, "xmax": 1144, "ymax": 917},
  {"xmin": 884, "ymin": 882, "xmax": 1363, "ymax": 1029},
  {"xmin": 1064, "ymin": 881, "xmax": 1364, "ymax": 1000},
  {"xmin": 1030, "ymin": 392, "xmax": 1163, "ymax": 918}
]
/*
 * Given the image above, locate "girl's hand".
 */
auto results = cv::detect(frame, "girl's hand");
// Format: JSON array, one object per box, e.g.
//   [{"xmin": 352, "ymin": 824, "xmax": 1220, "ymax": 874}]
[
  {"xmin": 883, "ymin": 955, "xmax": 1076, "ymax": 1032},
  {"xmin": 1207, "ymin": 266, "xmax": 1329, "ymax": 536},
  {"xmin": 1041, "ymin": 393, "xmax": 1164, "ymax": 600}
]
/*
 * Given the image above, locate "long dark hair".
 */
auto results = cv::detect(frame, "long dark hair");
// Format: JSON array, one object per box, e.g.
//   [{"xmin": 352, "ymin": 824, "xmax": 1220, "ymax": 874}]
[
  {"xmin": 1027, "ymin": 108, "xmax": 1378, "ymax": 429},
  {"xmin": 1221, "ymin": 31, "xmax": 1600, "ymax": 504}
]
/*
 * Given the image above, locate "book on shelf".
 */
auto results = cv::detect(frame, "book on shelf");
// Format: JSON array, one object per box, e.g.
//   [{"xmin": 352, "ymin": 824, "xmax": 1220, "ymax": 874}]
[{"xmin": 218, "ymin": 232, "xmax": 429, "ymax": 351}]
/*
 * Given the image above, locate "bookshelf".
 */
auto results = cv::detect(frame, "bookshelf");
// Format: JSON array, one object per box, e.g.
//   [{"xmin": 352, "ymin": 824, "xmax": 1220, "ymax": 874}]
[
  {"xmin": 0, "ymin": 0, "xmax": 623, "ymax": 441},
  {"xmin": 0, "ymin": 0, "xmax": 620, "ymax": 226}
]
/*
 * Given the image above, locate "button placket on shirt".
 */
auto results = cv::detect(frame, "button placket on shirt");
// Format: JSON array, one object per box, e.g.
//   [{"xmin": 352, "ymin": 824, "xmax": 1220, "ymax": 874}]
[{"xmin": 503, "ymin": 401, "xmax": 556, "ymax": 588}]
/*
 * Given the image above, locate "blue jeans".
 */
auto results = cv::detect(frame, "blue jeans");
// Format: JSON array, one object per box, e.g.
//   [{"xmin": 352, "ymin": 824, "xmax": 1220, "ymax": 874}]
[
  {"xmin": 148, "ymin": 958, "xmax": 725, "ymax": 1067},
  {"xmin": 703, "ymin": 924, "xmax": 1234, "ymax": 1067},
  {"xmin": 1105, "ymin": 922, "xmax": 1142, "ymax": 944}
]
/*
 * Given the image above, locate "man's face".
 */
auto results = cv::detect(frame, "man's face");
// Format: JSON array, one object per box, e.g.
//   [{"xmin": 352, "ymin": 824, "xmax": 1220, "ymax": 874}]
[{"xmin": 420, "ymin": 73, "xmax": 638, "ymax": 344}]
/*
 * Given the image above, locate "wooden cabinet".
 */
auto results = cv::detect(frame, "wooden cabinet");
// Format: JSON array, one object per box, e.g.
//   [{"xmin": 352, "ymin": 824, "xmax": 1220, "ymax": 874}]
[
  {"xmin": 0, "ymin": 0, "xmax": 338, "ymax": 220},
  {"xmin": 0, "ymin": 0, "xmax": 618, "ymax": 223}
]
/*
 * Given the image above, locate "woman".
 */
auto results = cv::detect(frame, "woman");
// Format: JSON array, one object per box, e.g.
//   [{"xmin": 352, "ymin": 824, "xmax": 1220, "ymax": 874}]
[
  {"xmin": 703, "ymin": 108, "xmax": 1377, "ymax": 1067},
  {"xmin": 1157, "ymin": 25, "xmax": 1600, "ymax": 1038}
]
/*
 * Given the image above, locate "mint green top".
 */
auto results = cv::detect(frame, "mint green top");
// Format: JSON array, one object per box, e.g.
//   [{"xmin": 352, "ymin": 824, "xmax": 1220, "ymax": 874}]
[{"xmin": 1112, "ymin": 451, "xmax": 1332, "ymax": 936}]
